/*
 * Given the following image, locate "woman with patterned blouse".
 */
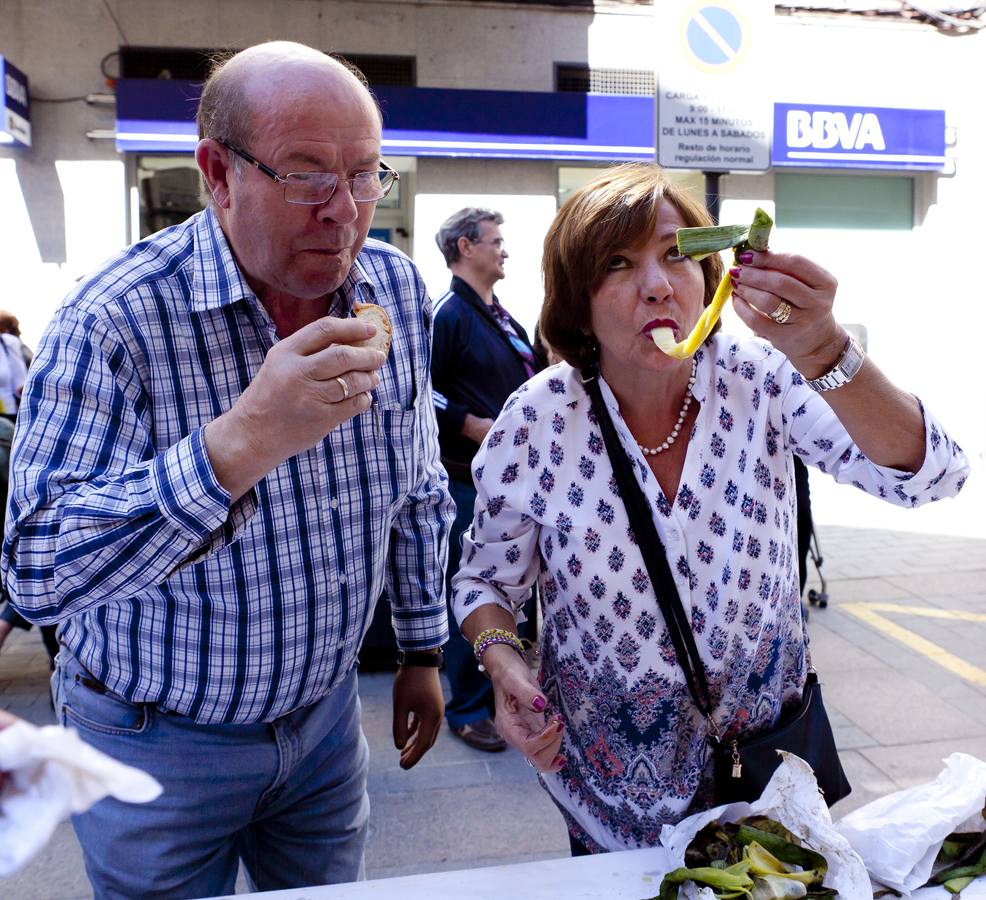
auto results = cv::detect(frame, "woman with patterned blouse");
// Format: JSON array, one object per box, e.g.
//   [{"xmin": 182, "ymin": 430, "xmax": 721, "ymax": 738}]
[{"xmin": 451, "ymin": 164, "xmax": 968, "ymax": 854}]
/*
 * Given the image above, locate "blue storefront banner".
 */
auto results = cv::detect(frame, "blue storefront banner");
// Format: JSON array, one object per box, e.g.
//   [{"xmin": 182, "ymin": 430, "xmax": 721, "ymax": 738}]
[
  {"xmin": 115, "ymin": 79, "xmax": 948, "ymax": 173},
  {"xmin": 114, "ymin": 79, "xmax": 655, "ymax": 161},
  {"xmin": 772, "ymin": 103, "xmax": 946, "ymax": 171},
  {"xmin": 0, "ymin": 55, "xmax": 31, "ymax": 147}
]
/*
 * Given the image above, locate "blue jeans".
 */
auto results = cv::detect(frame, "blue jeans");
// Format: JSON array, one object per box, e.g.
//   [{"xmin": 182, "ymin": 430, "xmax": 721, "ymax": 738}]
[{"xmin": 52, "ymin": 649, "xmax": 369, "ymax": 900}]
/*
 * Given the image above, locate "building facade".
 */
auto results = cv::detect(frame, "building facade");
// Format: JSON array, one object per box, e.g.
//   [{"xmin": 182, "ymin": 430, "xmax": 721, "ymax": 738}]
[{"xmin": 1, "ymin": 0, "xmax": 983, "ymax": 536}]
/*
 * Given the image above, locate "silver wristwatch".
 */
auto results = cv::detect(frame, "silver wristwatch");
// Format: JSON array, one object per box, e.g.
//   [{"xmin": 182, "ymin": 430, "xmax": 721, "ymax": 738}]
[{"xmin": 805, "ymin": 337, "xmax": 866, "ymax": 392}]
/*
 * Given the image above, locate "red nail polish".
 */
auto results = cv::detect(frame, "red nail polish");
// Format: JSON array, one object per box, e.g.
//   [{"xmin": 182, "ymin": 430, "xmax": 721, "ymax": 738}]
[
  {"xmin": 532, "ymin": 696, "xmax": 546, "ymax": 712},
  {"xmin": 553, "ymin": 755, "xmax": 566, "ymax": 768},
  {"xmin": 737, "ymin": 251, "xmax": 754, "ymax": 264},
  {"xmin": 729, "ymin": 267, "xmax": 741, "ymax": 280}
]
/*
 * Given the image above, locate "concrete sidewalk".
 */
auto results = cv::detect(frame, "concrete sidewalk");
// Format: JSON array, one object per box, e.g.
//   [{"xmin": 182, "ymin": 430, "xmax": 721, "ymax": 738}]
[{"xmin": 1, "ymin": 523, "xmax": 985, "ymax": 899}]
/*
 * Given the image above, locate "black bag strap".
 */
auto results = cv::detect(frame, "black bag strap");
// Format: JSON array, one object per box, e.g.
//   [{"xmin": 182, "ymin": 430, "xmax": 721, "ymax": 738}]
[{"xmin": 581, "ymin": 365, "xmax": 719, "ymax": 733}]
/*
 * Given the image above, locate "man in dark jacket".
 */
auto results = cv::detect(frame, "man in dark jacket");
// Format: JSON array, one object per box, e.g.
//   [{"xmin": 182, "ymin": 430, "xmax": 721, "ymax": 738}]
[{"xmin": 432, "ymin": 207, "xmax": 544, "ymax": 751}]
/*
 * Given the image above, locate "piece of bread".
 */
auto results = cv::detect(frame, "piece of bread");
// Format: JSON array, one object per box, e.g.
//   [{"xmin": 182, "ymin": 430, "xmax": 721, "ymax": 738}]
[{"xmin": 352, "ymin": 302, "xmax": 392, "ymax": 357}]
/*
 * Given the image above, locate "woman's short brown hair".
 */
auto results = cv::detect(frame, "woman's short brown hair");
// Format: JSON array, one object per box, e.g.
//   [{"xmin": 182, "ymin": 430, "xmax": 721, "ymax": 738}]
[{"xmin": 540, "ymin": 163, "xmax": 724, "ymax": 369}]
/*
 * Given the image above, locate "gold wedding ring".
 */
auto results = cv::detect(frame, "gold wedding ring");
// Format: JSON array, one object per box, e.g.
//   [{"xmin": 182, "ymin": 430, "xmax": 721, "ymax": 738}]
[
  {"xmin": 334, "ymin": 376, "xmax": 351, "ymax": 401},
  {"xmin": 770, "ymin": 301, "xmax": 793, "ymax": 325}
]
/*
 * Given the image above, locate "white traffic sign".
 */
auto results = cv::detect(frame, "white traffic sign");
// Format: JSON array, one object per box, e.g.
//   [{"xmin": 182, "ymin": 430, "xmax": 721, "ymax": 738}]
[{"xmin": 657, "ymin": 1, "xmax": 773, "ymax": 171}]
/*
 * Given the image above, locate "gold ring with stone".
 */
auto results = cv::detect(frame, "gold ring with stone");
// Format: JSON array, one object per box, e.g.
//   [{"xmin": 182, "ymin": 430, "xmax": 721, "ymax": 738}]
[
  {"xmin": 770, "ymin": 301, "xmax": 793, "ymax": 325},
  {"xmin": 335, "ymin": 376, "xmax": 351, "ymax": 401}
]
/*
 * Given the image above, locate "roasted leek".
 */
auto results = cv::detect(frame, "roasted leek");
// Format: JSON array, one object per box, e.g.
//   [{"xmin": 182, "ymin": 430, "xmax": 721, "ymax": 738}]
[{"xmin": 651, "ymin": 208, "xmax": 774, "ymax": 360}]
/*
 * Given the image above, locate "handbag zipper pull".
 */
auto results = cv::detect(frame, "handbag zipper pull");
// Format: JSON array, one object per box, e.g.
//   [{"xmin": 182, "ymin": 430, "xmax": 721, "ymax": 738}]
[{"xmin": 730, "ymin": 740, "xmax": 742, "ymax": 779}]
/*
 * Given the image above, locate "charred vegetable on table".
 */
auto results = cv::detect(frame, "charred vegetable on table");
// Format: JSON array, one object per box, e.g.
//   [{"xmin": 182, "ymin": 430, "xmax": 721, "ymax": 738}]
[
  {"xmin": 648, "ymin": 816, "xmax": 836, "ymax": 900},
  {"xmin": 920, "ymin": 800, "xmax": 986, "ymax": 896}
]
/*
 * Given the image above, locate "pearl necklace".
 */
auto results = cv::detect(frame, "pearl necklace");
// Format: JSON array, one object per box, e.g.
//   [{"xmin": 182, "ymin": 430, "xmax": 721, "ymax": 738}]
[{"xmin": 637, "ymin": 357, "xmax": 698, "ymax": 456}]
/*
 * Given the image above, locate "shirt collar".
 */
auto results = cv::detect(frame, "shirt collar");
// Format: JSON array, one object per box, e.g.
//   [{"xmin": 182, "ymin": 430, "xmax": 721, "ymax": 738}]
[
  {"xmin": 189, "ymin": 207, "xmax": 256, "ymax": 313},
  {"xmin": 335, "ymin": 254, "xmax": 376, "ymax": 314},
  {"xmin": 691, "ymin": 340, "xmax": 712, "ymax": 405},
  {"xmin": 189, "ymin": 207, "xmax": 376, "ymax": 315},
  {"xmin": 450, "ymin": 275, "xmax": 498, "ymax": 312},
  {"xmin": 595, "ymin": 338, "xmax": 714, "ymax": 414}
]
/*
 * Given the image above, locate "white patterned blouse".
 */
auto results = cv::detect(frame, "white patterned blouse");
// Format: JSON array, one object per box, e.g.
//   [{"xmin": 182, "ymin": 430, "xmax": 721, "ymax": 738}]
[{"xmin": 452, "ymin": 333, "xmax": 968, "ymax": 852}]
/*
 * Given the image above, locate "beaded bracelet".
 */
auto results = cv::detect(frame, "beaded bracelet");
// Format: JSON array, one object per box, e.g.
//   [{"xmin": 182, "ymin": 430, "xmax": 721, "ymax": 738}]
[{"xmin": 472, "ymin": 627, "xmax": 525, "ymax": 674}]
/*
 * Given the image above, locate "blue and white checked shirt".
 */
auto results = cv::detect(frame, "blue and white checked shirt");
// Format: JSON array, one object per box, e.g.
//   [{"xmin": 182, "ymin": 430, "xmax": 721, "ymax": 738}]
[{"xmin": 2, "ymin": 208, "xmax": 453, "ymax": 725}]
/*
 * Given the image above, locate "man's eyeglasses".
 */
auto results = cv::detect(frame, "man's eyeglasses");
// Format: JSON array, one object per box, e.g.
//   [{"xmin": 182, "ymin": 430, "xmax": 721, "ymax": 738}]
[
  {"xmin": 471, "ymin": 238, "xmax": 506, "ymax": 250},
  {"xmin": 218, "ymin": 140, "xmax": 399, "ymax": 205}
]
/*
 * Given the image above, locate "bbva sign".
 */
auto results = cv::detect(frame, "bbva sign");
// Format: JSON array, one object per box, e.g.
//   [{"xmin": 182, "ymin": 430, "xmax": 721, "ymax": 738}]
[{"xmin": 786, "ymin": 109, "xmax": 885, "ymax": 151}]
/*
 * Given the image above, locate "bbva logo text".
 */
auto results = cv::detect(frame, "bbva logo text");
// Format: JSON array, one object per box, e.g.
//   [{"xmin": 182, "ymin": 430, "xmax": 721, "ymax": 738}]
[{"xmin": 786, "ymin": 110, "xmax": 886, "ymax": 151}]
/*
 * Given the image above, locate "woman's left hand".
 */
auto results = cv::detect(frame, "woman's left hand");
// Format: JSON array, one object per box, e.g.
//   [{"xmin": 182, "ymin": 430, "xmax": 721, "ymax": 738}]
[{"xmin": 729, "ymin": 250, "xmax": 848, "ymax": 378}]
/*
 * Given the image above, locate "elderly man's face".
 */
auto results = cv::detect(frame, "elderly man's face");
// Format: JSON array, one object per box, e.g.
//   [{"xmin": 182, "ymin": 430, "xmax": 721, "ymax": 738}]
[{"xmin": 224, "ymin": 72, "xmax": 382, "ymax": 304}]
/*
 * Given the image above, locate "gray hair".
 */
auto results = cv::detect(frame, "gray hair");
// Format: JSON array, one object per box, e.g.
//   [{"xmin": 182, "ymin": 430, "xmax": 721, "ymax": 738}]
[
  {"xmin": 435, "ymin": 207, "xmax": 504, "ymax": 266},
  {"xmin": 197, "ymin": 50, "xmax": 250, "ymax": 161}
]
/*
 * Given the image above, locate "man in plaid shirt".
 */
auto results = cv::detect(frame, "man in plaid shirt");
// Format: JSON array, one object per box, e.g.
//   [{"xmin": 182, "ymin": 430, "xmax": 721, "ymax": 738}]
[{"xmin": 2, "ymin": 41, "xmax": 453, "ymax": 899}]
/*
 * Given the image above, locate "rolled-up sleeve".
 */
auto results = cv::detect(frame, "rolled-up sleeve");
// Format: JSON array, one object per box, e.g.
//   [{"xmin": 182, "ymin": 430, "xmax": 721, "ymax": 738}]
[
  {"xmin": 782, "ymin": 363, "xmax": 969, "ymax": 505},
  {"xmin": 2, "ymin": 306, "xmax": 256, "ymax": 624}
]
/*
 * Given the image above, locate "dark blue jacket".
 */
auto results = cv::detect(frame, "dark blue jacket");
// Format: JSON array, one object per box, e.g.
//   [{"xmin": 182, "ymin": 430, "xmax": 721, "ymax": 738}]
[{"xmin": 431, "ymin": 276, "xmax": 544, "ymax": 483}]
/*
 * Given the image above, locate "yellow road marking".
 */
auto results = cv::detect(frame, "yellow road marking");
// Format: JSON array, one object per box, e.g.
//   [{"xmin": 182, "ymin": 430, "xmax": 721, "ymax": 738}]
[
  {"xmin": 841, "ymin": 603, "xmax": 986, "ymax": 688},
  {"xmin": 848, "ymin": 602, "xmax": 986, "ymax": 624}
]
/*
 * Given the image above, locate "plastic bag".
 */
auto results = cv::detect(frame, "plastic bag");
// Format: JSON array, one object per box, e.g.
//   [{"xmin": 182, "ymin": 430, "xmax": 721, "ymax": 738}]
[
  {"xmin": 659, "ymin": 752, "xmax": 871, "ymax": 899},
  {"xmin": 0, "ymin": 721, "xmax": 162, "ymax": 876},
  {"xmin": 835, "ymin": 752, "xmax": 986, "ymax": 895}
]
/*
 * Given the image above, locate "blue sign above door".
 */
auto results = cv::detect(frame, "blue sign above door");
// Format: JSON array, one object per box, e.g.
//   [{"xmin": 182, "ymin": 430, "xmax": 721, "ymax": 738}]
[
  {"xmin": 114, "ymin": 79, "xmax": 655, "ymax": 162},
  {"xmin": 114, "ymin": 79, "xmax": 948, "ymax": 173}
]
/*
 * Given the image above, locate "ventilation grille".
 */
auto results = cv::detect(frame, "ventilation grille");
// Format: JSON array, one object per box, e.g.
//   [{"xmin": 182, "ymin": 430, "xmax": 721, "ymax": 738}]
[
  {"xmin": 334, "ymin": 54, "xmax": 416, "ymax": 87},
  {"xmin": 120, "ymin": 46, "xmax": 220, "ymax": 81},
  {"xmin": 119, "ymin": 46, "xmax": 416, "ymax": 87},
  {"xmin": 556, "ymin": 64, "xmax": 655, "ymax": 96}
]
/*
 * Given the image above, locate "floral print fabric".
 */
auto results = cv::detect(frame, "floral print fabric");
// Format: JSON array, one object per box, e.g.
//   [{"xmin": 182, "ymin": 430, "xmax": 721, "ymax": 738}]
[{"xmin": 452, "ymin": 334, "xmax": 968, "ymax": 852}]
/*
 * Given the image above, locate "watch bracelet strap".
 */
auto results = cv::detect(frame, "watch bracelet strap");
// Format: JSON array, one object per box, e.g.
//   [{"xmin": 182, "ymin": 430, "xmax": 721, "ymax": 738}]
[
  {"xmin": 806, "ymin": 336, "xmax": 864, "ymax": 392},
  {"xmin": 580, "ymin": 366, "xmax": 716, "ymax": 720}
]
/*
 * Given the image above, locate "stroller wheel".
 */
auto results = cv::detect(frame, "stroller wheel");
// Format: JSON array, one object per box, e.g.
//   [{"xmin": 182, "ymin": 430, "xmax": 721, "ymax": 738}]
[{"xmin": 808, "ymin": 589, "xmax": 828, "ymax": 608}]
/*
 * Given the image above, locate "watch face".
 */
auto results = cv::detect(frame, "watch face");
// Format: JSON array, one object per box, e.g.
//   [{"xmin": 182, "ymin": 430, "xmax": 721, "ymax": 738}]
[{"xmin": 807, "ymin": 338, "xmax": 864, "ymax": 392}]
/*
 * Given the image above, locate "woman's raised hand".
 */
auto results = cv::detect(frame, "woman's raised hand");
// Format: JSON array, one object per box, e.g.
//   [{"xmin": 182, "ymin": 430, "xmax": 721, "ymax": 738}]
[
  {"xmin": 483, "ymin": 644, "xmax": 566, "ymax": 774},
  {"xmin": 729, "ymin": 249, "xmax": 850, "ymax": 379}
]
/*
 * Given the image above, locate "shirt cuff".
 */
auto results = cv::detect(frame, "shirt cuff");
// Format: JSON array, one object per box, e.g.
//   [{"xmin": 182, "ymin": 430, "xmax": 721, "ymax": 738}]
[
  {"xmin": 391, "ymin": 599, "xmax": 449, "ymax": 651},
  {"xmin": 149, "ymin": 427, "xmax": 253, "ymax": 542}
]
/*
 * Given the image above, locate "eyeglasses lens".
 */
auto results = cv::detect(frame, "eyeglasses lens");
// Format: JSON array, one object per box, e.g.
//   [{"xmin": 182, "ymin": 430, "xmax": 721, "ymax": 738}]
[{"xmin": 284, "ymin": 171, "xmax": 396, "ymax": 205}]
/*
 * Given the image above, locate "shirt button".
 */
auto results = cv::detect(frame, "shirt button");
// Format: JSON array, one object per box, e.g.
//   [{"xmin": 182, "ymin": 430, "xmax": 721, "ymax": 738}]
[
  {"xmin": 339, "ymin": 574, "xmax": 347, "ymax": 585},
  {"xmin": 330, "ymin": 499, "xmax": 339, "ymax": 510},
  {"xmin": 336, "ymin": 641, "xmax": 346, "ymax": 651}
]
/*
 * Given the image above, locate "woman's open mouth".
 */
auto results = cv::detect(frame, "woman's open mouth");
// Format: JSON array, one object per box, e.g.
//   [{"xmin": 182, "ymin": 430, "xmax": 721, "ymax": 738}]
[{"xmin": 640, "ymin": 317, "xmax": 677, "ymax": 337}]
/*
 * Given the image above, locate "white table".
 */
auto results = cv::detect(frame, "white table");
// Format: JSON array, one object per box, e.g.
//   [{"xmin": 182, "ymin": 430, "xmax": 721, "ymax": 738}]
[
  {"xmin": 212, "ymin": 848, "xmax": 986, "ymax": 900},
  {"xmin": 212, "ymin": 847, "xmax": 675, "ymax": 899}
]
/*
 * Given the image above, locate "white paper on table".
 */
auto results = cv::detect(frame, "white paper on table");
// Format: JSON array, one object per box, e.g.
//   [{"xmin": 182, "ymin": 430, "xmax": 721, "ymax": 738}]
[
  {"xmin": 659, "ymin": 752, "xmax": 872, "ymax": 900},
  {"xmin": 835, "ymin": 752, "xmax": 986, "ymax": 895},
  {"xmin": 0, "ymin": 720, "xmax": 162, "ymax": 876}
]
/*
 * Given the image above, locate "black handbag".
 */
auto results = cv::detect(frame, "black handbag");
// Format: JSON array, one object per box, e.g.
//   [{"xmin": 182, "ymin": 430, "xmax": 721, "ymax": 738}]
[{"xmin": 581, "ymin": 365, "xmax": 851, "ymax": 807}]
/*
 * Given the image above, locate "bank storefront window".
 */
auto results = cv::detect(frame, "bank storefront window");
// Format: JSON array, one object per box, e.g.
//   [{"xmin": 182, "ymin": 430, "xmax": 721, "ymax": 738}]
[{"xmin": 775, "ymin": 173, "xmax": 914, "ymax": 230}]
